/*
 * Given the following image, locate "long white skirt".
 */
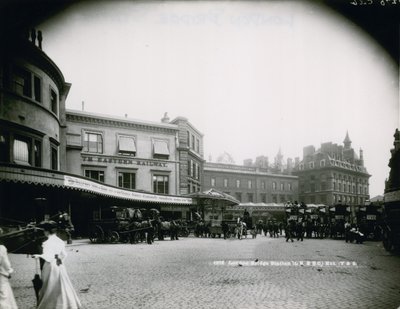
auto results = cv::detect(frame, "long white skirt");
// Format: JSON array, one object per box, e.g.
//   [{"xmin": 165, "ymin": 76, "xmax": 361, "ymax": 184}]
[
  {"xmin": 37, "ymin": 261, "xmax": 81, "ymax": 309},
  {"xmin": 0, "ymin": 275, "xmax": 18, "ymax": 309}
]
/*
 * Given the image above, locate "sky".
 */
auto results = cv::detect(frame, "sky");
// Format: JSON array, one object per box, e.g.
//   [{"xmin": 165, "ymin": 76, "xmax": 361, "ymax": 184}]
[{"xmin": 39, "ymin": 1, "xmax": 399, "ymax": 197}]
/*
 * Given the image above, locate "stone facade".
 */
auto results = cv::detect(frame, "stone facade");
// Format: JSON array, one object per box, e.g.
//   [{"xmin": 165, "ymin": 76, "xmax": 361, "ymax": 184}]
[
  {"xmin": 0, "ymin": 31, "xmax": 70, "ymax": 171},
  {"xmin": 66, "ymin": 110, "xmax": 180, "ymax": 195},
  {"xmin": 292, "ymin": 132, "xmax": 370, "ymax": 205},
  {"xmin": 203, "ymin": 162, "xmax": 298, "ymax": 203},
  {"xmin": 170, "ymin": 116, "xmax": 204, "ymax": 195}
]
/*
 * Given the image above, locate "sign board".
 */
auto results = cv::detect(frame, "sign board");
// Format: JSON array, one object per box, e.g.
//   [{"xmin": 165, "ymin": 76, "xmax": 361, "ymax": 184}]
[
  {"xmin": 82, "ymin": 155, "xmax": 169, "ymax": 168},
  {"xmin": 64, "ymin": 175, "xmax": 192, "ymax": 204},
  {"xmin": 366, "ymin": 215, "xmax": 376, "ymax": 221}
]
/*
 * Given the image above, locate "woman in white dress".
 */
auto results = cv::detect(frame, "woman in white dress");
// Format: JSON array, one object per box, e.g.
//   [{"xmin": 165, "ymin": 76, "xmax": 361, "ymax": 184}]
[
  {"xmin": 0, "ymin": 229, "xmax": 18, "ymax": 309},
  {"xmin": 33, "ymin": 222, "xmax": 81, "ymax": 309}
]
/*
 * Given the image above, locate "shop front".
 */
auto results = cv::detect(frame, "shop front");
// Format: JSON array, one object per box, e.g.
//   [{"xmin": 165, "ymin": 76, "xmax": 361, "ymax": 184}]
[{"xmin": 0, "ymin": 163, "xmax": 192, "ymax": 236}]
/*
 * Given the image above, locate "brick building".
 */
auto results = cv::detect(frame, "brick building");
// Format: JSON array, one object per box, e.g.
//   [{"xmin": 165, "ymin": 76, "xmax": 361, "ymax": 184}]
[
  {"xmin": 203, "ymin": 162, "xmax": 298, "ymax": 204},
  {"xmin": 292, "ymin": 132, "xmax": 370, "ymax": 206}
]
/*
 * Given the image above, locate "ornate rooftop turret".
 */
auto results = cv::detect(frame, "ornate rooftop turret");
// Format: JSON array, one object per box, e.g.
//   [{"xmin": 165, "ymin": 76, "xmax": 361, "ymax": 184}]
[{"xmin": 343, "ymin": 131, "xmax": 352, "ymax": 149}]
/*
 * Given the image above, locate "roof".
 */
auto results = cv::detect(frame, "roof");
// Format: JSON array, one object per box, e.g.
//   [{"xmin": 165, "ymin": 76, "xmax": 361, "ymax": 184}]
[
  {"xmin": 186, "ymin": 189, "xmax": 239, "ymax": 206},
  {"xmin": 67, "ymin": 109, "xmax": 179, "ymax": 131}
]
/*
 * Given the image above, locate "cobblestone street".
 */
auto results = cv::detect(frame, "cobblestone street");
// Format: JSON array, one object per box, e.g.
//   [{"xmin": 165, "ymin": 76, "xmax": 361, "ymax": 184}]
[{"xmin": 8, "ymin": 235, "xmax": 400, "ymax": 309}]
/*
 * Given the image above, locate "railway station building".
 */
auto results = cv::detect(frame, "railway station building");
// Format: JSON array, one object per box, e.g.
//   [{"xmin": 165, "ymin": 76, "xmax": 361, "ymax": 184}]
[
  {"xmin": 292, "ymin": 132, "xmax": 371, "ymax": 206},
  {"xmin": 0, "ymin": 31, "xmax": 203, "ymax": 236},
  {"xmin": 202, "ymin": 162, "xmax": 299, "ymax": 204}
]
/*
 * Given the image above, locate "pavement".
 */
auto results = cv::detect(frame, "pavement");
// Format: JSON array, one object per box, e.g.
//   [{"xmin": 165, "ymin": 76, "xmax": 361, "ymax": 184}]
[{"xmin": 7, "ymin": 234, "xmax": 400, "ymax": 309}]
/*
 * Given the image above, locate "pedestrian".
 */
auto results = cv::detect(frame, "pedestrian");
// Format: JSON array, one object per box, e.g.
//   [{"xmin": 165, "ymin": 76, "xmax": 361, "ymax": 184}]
[
  {"xmin": 32, "ymin": 221, "xmax": 81, "ymax": 309},
  {"xmin": 285, "ymin": 221, "xmax": 294, "ymax": 242},
  {"xmin": 296, "ymin": 221, "xmax": 304, "ymax": 241},
  {"xmin": 344, "ymin": 221, "xmax": 351, "ymax": 243},
  {"xmin": 0, "ymin": 228, "xmax": 18, "ymax": 309}
]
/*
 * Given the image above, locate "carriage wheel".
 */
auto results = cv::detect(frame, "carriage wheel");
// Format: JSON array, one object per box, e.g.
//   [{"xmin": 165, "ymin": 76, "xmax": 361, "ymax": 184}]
[
  {"xmin": 89, "ymin": 225, "xmax": 104, "ymax": 243},
  {"xmin": 109, "ymin": 231, "xmax": 120, "ymax": 243}
]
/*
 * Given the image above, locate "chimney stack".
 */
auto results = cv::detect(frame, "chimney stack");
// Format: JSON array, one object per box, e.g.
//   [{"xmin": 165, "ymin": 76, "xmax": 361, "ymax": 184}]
[
  {"xmin": 161, "ymin": 112, "xmax": 170, "ymax": 123},
  {"xmin": 37, "ymin": 30, "xmax": 43, "ymax": 49},
  {"xmin": 30, "ymin": 29, "xmax": 37, "ymax": 46}
]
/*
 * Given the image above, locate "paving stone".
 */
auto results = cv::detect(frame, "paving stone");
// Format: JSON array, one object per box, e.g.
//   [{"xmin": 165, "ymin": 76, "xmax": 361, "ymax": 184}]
[{"xmin": 7, "ymin": 236, "xmax": 400, "ymax": 309}]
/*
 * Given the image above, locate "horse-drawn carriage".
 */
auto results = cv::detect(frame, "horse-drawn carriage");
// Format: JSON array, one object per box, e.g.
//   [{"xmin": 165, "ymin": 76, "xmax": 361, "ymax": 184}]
[
  {"xmin": 0, "ymin": 212, "xmax": 75, "ymax": 254},
  {"xmin": 88, "ymin": 207, "xmax": 156, "ymax": 244}
]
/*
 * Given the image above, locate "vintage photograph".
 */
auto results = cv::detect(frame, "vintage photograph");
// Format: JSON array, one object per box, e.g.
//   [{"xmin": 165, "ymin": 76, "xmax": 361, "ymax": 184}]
[{"xmin": 0, "ymin": 1, "xmax": 399, "ymax": 308}]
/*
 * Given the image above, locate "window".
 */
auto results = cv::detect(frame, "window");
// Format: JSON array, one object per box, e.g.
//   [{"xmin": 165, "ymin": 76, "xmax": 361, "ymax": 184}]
[
  {"xmin": 153, "ymin": 175, "xmax": 169, "ymax": 194},
  {"xmin": 247, "ymin": 193, "xmax": 254, "ymax": 203},
  {"xmin": 236, "ymin": 179, "xmax": 240, "ymax": 188},
  {"xmin": 196, "ymin": 138, "xmax": 200, "ymax": 153},
  {"xmin": 280, "ymin": 183, "xmax": 284, "ymax": 191},
  {"xmin": 0, "ymin": 132, "xmax": 8, "ymax": 162},
  {"xmin": 224, "ymin": 178, "xmax": 228, "ymax": 187},
  {"xmin": 83, "ymin": 132, "xmax": 103, "ymax": 153},
  {"xmin": 51, "ymin": 146, "xmax": 58, "ymax": 170},
  {"xmin": 190, "ymin": 160, "xmax": 194, "ymax": 177},
  {"xmin": 118, "ymin": 172, "xmax": 136, "ymax": 189},
  {"xmin": 235, "ymin": 192, "xmax": 242, "ymax": 202},
  {"xmin": 85, "ymin": 170, "xmax": 104, "ymax": 182},
  {"xmin": 13, "ymin": 137, "xmax": 31, "ymax": 165},
  {"xmin": 272, "ymin": 195, "xmax": 277, "ymax": 203},
  {"xmin": 50, "ymin": 89, "xmax": 58, "ymax": 115},
  {"xmin": 260, "ymin": 193, "xmax": 266, "ymax": 203},
  {"xmin": 33, "ymin": 75, "xmax": 41, "ymax": 102},
  {"xmin": 34, "ymin": 140, "xmax": 41, "ymax": 167},
  {"xmin": 14, "ymin": 67, "xmax": 31, "ymax": 97},
  {"xmin": 288, "ymin": 183, "xmax": 292, "ymax": 191},
  {"xmin": 197, "ymin": 164, "xmax": 200, "ymax": 180},
  {"xmin": 339, "ymin": 183, "xmax": 342, "ymax": 192},
  {"xmin": 211, "ymin": 178, "xmax": 216, "ymax": 187},
  {"xmin": 310, "ymin": 183, "xmax": 315, "ymax": 192},
  {"xmin": 309, "ymin": 162, "xmax": 314, "ymax": 169},
  {"xmin": 248, "ymin": 180, "xmax": 252, "ymax": 189},
  {"xmin": 191, "ymin": 134, "xmax": 195, "ymax": 150},
  {"xmin": 187, "ymin": 131, "xmax": 190, "ymax": 148},
  {"xmin": 261, "ymin": 181, "xmax": 265, "ymax": 189},
  {"xmin": 321, "ymin": 182, "xmax": 326, "ymax": 191},
  {"xmin": 118, "ymin": 136, "xmax": 136, "ymax": 156},
  {"xmin": 194, "ymin": 163, "xmax": 198, "ymax": 179},
  {"xmin": 153, "ymin": 140, "xmax": 169, "ymax": 159},
  {"xmin": 320, "ymin": 160, "xmax": 325, "ymax": 167},
  {"xmin": 333, "ymin": 182, "xmax": 336, "ymax": 190},
  {"xmin": 272, "ymin": 182, "xmax": 276, "ymax": 191}
]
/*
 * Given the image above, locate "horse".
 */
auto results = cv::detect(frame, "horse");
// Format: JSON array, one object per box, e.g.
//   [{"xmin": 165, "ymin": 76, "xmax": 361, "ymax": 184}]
[
  {"xmin": 235, "ymin": 221, "xmax": 247, "ymax": 239},
  {"xmin": 157, "ymin": 220, "xmax": 179, "ymax": 240}
]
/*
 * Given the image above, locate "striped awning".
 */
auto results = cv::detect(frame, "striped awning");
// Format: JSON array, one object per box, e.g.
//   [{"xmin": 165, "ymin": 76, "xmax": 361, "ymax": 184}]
[
  {"xmin": 118, "ymin": 136, "xmax": 136, "ymax": 153},
  {"xmin": 153, "ymin": 140, "xmax": 169, "ymax": 156},
  {"xmin": 0, "ymin": 165, "xmax": 192, "ymax": 205}
]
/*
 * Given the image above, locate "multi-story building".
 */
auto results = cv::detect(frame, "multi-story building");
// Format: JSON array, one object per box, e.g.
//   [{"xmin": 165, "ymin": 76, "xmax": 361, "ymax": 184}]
[
  {"xmin": 203, "ymin": 162, "xmax": 298, "ymax": 204},
  {"xmin": 0, "ymin": 30, "xmax": 73, "ymax": 222},
  {"xmin": 292, "ymin": 132, "xmax": 370, "ymax": 205},
  {"xmin": 66, "ymin": 110, "xmax": 181, "ymax": 195},
  {"xmin": 170, "ymin": 115, "xmax": 204, "ymax": 195}
]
